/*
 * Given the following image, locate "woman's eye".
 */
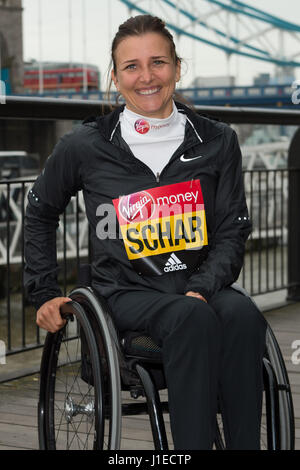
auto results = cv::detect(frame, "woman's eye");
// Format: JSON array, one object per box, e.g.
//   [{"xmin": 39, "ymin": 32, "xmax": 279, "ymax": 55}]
[
  {"xmin": 125, "ymin": 64, "xmax": 136, "ymax": 70},
  {"xmin": 153, "ymin": 60, "xmax": 165, "ymax": 65}
]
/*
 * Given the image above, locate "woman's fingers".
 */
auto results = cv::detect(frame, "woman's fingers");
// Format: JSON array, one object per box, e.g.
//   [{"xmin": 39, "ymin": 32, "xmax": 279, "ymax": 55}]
[
  {"xmin": 36, "ymin": 297, "xmax": 72, "ymax": 333},
  {"xmin": 185, "ymin": 291, "xmax": 207, "ymax": 303}
]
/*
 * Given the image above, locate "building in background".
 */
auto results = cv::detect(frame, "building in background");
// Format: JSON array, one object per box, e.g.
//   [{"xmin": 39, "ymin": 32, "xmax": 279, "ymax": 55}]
[
  {"xmin": 189, "ymin": 75, "xmax": 236, "ymax": 88},
  {"xmin": 253, "ymin": 71, "xmax": 295, "ymax": 86},
  {"xmin": 23, "ymin": 61, "xmax": 101, "ymax": 94},
  {"xmin": 0, "ymin": 0, "xmax": 24, "ymax": 94}
]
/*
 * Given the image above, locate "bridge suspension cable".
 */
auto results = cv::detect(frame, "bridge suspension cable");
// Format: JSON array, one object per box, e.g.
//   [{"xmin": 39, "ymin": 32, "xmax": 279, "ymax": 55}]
[{"xmin": 118, "ymin": 0, "xmax": 300, "ymax": 69}]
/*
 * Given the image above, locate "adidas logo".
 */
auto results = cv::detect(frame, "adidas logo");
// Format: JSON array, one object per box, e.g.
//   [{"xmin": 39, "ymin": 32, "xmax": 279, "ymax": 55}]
[{"xmin": 164, "ymin": 253, "xmax": 187, "ymax": 273}]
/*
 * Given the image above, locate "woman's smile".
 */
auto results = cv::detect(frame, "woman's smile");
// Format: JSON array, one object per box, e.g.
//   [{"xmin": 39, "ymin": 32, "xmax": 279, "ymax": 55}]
[{"xmin": 136, "ymin": 86, "xmax": 162, "ymax": 96}]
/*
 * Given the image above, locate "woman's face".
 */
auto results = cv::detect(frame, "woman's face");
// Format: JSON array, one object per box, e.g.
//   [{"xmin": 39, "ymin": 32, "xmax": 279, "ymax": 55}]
[{"xmin": 111, "ymin": 32, "xmax": 181, "ymax": 119}]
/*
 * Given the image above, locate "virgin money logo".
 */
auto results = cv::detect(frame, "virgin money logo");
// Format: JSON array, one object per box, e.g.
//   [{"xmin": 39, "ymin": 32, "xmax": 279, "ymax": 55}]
[
  {"xmin": 134, "ymin": 119, "xmax": 150, "ymax": 134},
  {"xmin": 119, "ymin": 191, "xmax": 155, "ymax": 223}
]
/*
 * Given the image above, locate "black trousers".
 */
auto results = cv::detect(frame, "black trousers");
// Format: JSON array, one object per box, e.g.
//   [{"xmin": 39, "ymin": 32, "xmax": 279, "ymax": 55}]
[{"xmin": 107, "ymin": 287, "xmax": 267, "ymax": 450}]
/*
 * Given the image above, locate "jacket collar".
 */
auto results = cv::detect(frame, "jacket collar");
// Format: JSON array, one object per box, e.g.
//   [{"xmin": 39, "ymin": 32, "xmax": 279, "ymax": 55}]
[{"xmin": 175, "ymin": 101, "xmax": 225, "ymax": 143}]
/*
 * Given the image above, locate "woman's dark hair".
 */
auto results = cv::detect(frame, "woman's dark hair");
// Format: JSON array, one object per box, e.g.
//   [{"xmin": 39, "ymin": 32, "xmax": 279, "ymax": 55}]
[
  {"xmin": 105, "ymin": 14, "xmax": 182, "ymax": 105},
  {"xmin": 111, "ymin": 15, "xmax": 181, "ymax": 72}
]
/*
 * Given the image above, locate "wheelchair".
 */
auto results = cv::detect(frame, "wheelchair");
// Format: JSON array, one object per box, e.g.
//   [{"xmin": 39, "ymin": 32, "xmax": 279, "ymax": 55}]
[{"xmin": 37, "ymin": 267, "xmax": 295, "ymax": 450}]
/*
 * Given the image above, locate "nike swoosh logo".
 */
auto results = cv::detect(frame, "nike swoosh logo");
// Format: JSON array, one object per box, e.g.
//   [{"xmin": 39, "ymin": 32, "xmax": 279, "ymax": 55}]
[{"xmin": 180, "ymin": 155, "xmax": 204, "ymax": 162}]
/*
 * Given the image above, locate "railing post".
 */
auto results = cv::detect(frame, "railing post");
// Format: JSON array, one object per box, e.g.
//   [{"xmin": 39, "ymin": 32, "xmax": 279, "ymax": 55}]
[{"xmin": 287, "ymin": 127, "xmax": 300, "ymax": 301}]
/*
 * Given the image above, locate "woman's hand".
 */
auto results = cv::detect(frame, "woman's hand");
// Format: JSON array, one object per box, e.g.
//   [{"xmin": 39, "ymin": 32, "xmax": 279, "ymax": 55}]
[
  {"xmin": 185, "ymin": 291, "xmax": 207, "ymax": 303},
  {"xmin": 36, "ymin": 297, "xmax": 72, "ymax": 333}
]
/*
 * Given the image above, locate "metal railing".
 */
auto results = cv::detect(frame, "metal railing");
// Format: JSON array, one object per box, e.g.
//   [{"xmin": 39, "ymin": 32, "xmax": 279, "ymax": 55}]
[
  {"xmin": 0, "ymin": 179, "xmax": 88, "ymax": 266},
  {"xmin": 0, "ymin": 178, "xmax": 89, "ymax": 355},
  {"xmin": 242, "ymin": 168, "xmax": 288, "ymax": 295},
  {"xmin": 0, "ymin": 96, "xmax": 299, "ymax": 357}
]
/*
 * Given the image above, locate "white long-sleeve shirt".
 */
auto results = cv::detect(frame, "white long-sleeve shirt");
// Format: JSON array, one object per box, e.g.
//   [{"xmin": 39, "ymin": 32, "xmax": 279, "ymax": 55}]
[{"xmin": 120, "ymin": 102, "xmax": 186, "ymax": 177}]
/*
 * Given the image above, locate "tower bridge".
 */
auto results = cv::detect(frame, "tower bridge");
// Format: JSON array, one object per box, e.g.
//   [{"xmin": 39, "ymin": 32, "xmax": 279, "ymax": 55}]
[
  {"xmin": 1, "ymin": 0, "xmax": 299, "ymax": 108},
  {"xmin": 20, "ymin": 82, "xmax": 297, "ymax": 108}
]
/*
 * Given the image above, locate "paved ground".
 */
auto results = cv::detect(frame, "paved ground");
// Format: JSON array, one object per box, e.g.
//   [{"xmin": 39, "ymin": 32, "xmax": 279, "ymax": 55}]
[{"xmin": 0, "ymin": 300, "xmax": 299, "ymax": 450}]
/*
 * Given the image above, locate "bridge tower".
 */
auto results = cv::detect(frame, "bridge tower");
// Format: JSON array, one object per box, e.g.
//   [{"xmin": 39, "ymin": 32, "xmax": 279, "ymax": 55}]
[{"xmin": 0, "ymin": 0, "xmax": 23, "ymax": 94}]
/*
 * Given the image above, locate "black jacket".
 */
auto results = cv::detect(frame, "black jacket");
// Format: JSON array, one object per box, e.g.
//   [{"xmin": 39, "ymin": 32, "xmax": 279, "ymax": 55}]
[{"xmin": 24, "ymin": 102, "xmax": 251, "ymax": 310}]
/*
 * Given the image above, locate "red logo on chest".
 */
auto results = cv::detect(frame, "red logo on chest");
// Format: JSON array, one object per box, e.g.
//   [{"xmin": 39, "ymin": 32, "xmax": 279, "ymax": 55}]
[{"xmin": 134, "ymin": 119, "xmax": 150, "ymax": 134}]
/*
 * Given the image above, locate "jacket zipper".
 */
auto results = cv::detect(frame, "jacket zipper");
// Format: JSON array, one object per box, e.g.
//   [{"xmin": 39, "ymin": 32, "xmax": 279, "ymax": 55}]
[
  {"xmin": 112, "ymin": 119, "xmax": 202, "ymax": 186},
  {"xmin": 131, "ymin": 137, "xmax": 200, "ymax": 186},
  {"xmin": 156, "ymin": 139, "xmax": 200, "ymax": 182}
]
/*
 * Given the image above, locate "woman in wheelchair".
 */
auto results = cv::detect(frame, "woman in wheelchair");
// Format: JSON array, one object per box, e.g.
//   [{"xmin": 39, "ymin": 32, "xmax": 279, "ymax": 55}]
[{"xmin": 25, "ymin": 14, "xmax": 270, "ymax": 450}]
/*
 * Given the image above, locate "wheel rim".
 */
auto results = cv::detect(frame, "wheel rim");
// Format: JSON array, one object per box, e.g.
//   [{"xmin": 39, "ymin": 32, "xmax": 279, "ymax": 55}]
[
  {"xmin": 69, "ymin": 288, "xmax": 122, "ymax": 450},
  {"xmin": 265, "ymin": 326, "xmax": 295, "ymax": 449}
]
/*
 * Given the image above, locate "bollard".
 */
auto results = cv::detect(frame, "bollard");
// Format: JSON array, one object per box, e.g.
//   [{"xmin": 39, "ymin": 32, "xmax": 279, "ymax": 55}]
[
  {"xmin": 0, "ymin": 80, "xmax": 6, "ymax": 105},
  {"xmin": 287, "ymin": 127, "xmax": 300, "ymax": 300},
  {"xmin": 0, "ymin": 340, "xmax": 6, "ymax": 364}
]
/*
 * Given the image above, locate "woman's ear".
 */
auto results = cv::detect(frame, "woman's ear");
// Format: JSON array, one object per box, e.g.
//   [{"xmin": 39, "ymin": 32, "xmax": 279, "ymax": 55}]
[
  {"xmin": 175, "ymin": 59, "xmax": 181, "ymax": 83},
  {"xmin": 111, "ymin": 69, "xmax": 119, "ymax": 90}
]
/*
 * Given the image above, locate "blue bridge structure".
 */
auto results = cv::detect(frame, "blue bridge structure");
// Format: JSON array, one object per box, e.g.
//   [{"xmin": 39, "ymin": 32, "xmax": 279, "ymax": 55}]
[
  {"xmin": 5, "ymin": 0, "xmax": 300, "ymax": 108},
  {"xmin": 17, "ymin": 83, "xmax": 297, "ymax": 108}
]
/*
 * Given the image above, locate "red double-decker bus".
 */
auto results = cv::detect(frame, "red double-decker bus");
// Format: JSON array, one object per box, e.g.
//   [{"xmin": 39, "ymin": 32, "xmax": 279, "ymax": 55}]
[{"xmin": 24, "ymin": 61, "xmax": 100, "ymax": 93}]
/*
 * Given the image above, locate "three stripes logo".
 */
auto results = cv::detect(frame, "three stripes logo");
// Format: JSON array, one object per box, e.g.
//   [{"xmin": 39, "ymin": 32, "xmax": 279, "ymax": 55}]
[{"xmin": 164, "ymin": 253, "xmax": 187, "ymax": 273}]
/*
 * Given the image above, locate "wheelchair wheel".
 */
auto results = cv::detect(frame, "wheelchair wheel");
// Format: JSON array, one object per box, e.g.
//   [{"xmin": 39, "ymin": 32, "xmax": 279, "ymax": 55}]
[
  {"xmin": 215, "ymin": 324, "xmax": 294, "ymax": 450},
  {"xmin": 38, "ymin": 298, "xmax": 122, "ymax": 449},
  {"xmin": 264, "ymin": 325, "xmax": 295, "ymax": 449}
]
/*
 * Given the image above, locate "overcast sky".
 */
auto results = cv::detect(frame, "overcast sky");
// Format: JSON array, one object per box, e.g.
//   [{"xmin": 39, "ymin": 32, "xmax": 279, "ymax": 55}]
[{"xmin": 22, "ymin": 0, "xmax": 300, "ymax": 89}]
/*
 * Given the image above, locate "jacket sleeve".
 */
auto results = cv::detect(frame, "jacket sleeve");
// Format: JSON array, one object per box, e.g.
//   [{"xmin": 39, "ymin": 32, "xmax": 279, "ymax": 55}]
[
  {"xmin": 184, "ymin": 128, "xmax": 251, "ymax": 301},
  {"xmin": 24, "ymin": 132, "xmax": 82, "ymax": 310}
]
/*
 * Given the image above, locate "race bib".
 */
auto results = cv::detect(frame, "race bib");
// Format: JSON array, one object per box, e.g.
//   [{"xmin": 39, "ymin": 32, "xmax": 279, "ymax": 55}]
[{"xmin": 113, "ymin": 180, "xmax": 208, "ymax": 275}]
